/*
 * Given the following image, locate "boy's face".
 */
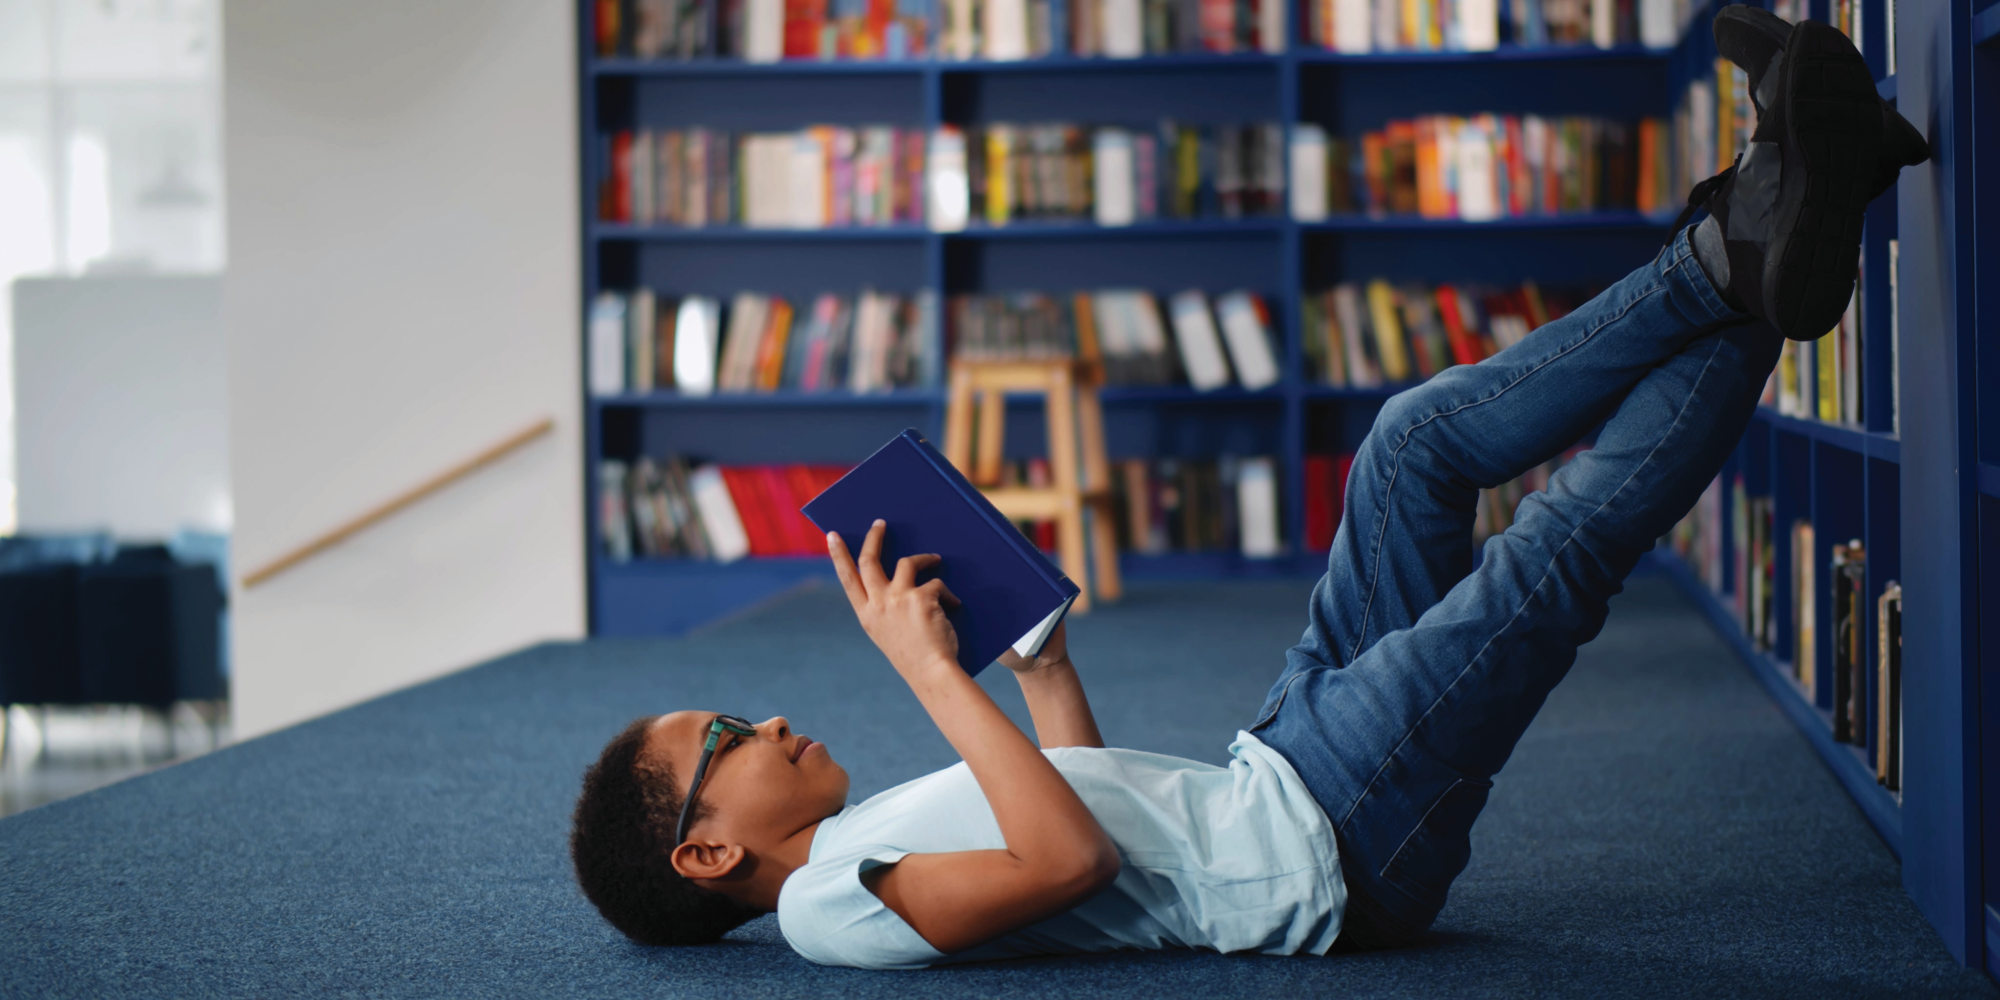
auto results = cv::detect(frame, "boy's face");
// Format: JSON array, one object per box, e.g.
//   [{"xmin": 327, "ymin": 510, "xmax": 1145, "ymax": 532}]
[{"xmin": 643, "ymin": 711, "xmax": 850, "ymax": 850}]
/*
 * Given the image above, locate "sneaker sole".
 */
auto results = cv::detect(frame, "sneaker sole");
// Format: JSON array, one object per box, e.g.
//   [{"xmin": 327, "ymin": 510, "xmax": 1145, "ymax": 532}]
[{"xmin": 1764, "ymin": 21, "xmax": 1881, "ymax": 341}]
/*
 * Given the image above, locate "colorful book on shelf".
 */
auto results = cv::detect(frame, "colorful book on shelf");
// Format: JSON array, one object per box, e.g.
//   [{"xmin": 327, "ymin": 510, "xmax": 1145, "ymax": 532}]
[
  {"xmin": 1792, "ymin": 519, "xmax": 1815, "ymax": 697},
  {"xmin": 1877, "ymin": 580, "xmax": 1902, "ymax": 791},
  {"xmin": 1831, "ymin": 540, "xmax": 1867, "ymax": 745},
  {"xmin": 1302, "ymin": 453, "xmax": 1354, "ymax": 551},
  {"xmin": 801, "ymin": 429, "xmax": 1082, "ymax": 676}
]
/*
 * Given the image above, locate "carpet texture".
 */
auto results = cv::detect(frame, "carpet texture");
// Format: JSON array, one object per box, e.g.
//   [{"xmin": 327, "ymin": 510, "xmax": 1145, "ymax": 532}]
[{"xmin": 1, "ymin": 572, "xmax": 1992, "ymax": 998}]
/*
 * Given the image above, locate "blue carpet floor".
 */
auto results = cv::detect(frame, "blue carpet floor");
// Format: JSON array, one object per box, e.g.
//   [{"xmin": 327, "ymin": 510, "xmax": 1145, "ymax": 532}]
[{"xmin": 1, "ymin": 571, "xmax": 1993, "ymax": 998}]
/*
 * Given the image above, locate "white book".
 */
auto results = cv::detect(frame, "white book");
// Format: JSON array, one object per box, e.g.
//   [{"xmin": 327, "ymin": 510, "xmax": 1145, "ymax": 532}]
[
  {"xmin": 985, "ymin": 0, "xmax": 1030, "ymax": 59},
  {"xmin": 629, "ymin": 288, "xmax": 657, "ymax": 392},
  {"xmin": 1215, "ymin": 291, "xmax": 1280, "ymax": 390},
  {"xmin": 1237, "ymin": 457, "xmax": 1281, "ymax": 557},
  {"xmin": 742, "ymin": 135, "xmax": 789, "ymax": 228},
  {"xmin": 589, "ymin": 292, "xmax": 628, "ymax": 397},
  {"xmin": 1167, "ymin": 290, "xmax": 1234, "ymax": 391},
  {"xmin": 1126, "ymin": 291, "xmax": 1173, "ymax": 371},
  {"xmin": 673, "ymin": 296, "xmax": 720, "ymax": 396},
  {"xmin": 1455, "ymin": 119, "xmax": 1498, "ymax": 221},
  {"xmin": 1093, "ymin": 129, "xmax": 1136, "ymax": 227},
  {"xmin": 1371, "ymin": 0, "xmax": 1398, "ymax": 51},
  {"xmin": 948, "ymin": 0, "xmax": 979, "ymax": 59},
  {"xmin": 1289, "ymin": 124, "xmax": 1329, "ymax": 222},
  {"xmin": 745, "ymin": 0, "xmax": 784, "ymax": 62},
  {"xmin": 599, "ymin": 461, "xmax": 632, "ymax": 560},
  {"xmin": 631, "ymin": 129, "xmax": 656, "ymax": 225},
  {"xmin": 848, "ymin": 291, "xmax": 889, "ymax": 393},
  {"xmin": 790, "ymin": 131, "xmax": 828, "ymax": 229},
  {"xmin": 1638, "ymin": 0, "xmax": 1675, "ymax": 49},
  {"xmin": 1092, "ymin": 292, "xmax": 1133, "ymax": 363},
  {"xmin": 1103, "ymin": 0, "xmax": 1143, "ymax": 57},
  {"xmin": 1332, "ymin": 283, "xmax": 1380, "ymax": 388},
  {"xmin": 1589, "ymin": 0, "xmax": 1614, "ymax": 48},
  {"xmin": 1258, "ymin": 0, "xmax": 1284, "ymax": 53},
  {"xmin": 688, "ymin": 465, "xmax": 751, "ymax": 563},
  {"xmin": 1334, "ymin": 0, "xmax": 1371, "ymax": 52},
  {"xmin": 1459, "ymin": 0, "xmax": 1497, "ymax": 51},
  {"xmin": 719, "ymin": 293, "xmax": 769, "ymax": 391},
  {"xmin": 927, "ymin": 127, "xmax": 970, "ymax": 232}
]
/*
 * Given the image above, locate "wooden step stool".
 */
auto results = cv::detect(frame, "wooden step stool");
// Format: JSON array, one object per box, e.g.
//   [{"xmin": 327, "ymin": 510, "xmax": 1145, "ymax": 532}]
[{"xmin": 942, "ymin": 359, "xmax": 1122, "ymax": 612}]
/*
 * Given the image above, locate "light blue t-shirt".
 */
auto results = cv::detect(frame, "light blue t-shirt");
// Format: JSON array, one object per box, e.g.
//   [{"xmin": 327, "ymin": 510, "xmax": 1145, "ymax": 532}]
[{"xmin": 776, "ymin": 732, "xmax": 1345, "ymax": 969}]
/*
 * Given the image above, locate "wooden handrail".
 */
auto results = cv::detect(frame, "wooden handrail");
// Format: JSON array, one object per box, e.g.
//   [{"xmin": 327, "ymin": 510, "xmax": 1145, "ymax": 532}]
[{"xmin": 240, "ymin": 416, "xmax": 557, "ymax": 589}]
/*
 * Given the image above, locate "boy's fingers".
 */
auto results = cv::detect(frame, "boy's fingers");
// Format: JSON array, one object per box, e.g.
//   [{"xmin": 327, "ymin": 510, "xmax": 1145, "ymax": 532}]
[
  {"xmin": 827, "ymin": 532, "xmax": 867, "ymax": 606},
  {"xmin": 857, "ymin": 519, "xmax": 890, "ymax": 590},
  {"xmin": 921, "ymin": 578, "xmax": 962, "ymax": 610},
  {"xmin": 892, "ymin": 552, "xmax": 943, "ymax": 589}
]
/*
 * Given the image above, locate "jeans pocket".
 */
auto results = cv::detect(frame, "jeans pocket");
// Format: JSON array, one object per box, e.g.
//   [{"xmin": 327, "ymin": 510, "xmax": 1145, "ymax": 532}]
[{"xmin": 1379, "ymin": 776, "xmax": 1493, "ymax": 910}]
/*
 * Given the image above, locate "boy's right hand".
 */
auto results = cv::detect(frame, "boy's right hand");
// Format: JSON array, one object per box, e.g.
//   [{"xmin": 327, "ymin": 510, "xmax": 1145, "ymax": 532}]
[{"xmin": 828, "ymin": 520, "xmax": 963, "ymax": 682}]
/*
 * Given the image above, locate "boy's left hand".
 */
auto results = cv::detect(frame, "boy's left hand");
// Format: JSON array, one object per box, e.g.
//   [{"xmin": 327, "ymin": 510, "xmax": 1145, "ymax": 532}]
[
  {"xmin": 996, "ymin": 622, "xmax": 1069, "ymax": 676},
  {"xmin": 828, "ymin": 520, "xmax": 963, "ymax": 681}
]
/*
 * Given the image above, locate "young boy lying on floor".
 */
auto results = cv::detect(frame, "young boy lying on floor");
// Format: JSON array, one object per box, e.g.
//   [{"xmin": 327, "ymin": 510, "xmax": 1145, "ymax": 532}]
[{"xmin": 571, "ymin": 9, "xmax": 1927, "ymax": 968}]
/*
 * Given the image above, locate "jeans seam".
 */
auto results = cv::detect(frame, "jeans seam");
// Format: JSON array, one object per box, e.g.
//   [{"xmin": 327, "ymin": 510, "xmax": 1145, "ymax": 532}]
[
  {"xmin": 1376, "ymin": 775, "xmax": 1490, "ymax": 889},
  {"xmin": 1348, "ymin": 281, "xmax": 1669, "ymax": 665},
  {"xmin": 1336, "ymin": 330, "xmax": 1725, "ymax": 833}
]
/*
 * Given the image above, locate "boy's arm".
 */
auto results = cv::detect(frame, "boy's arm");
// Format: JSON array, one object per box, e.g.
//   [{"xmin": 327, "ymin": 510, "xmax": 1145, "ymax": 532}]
[
  {"xmin": 828, "ymin": 523, "xmax": 1121, "ymax": 955},
  {"xmin": 997, "ymin": 623, "xmax": 1105, "ymax": 749}
]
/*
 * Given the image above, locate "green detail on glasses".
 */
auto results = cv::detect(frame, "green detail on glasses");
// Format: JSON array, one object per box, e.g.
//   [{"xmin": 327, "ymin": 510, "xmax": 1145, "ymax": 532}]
[{"xmin": 675, "ymin": 714, "xmax": 759, "ymax": 848}]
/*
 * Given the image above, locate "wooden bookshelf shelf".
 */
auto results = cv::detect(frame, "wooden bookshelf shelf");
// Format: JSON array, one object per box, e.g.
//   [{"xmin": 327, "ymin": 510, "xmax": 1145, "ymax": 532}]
[
  {"xmin": 1752, "ymin": 407, "xmax": 1902, "ymax": 463},
  {"xmin": 1651, "ymin": 549, "xmax": 1903, "ymax": 856},
  {"xmin": 937, "ymin": 53, "xmax": 1282, "ymax": 73}
]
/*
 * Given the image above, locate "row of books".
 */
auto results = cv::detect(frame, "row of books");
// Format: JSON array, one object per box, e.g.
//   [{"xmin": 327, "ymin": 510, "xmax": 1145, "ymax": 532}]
[
  {"xmin": 601, "ymin": 126, "xmax": 928, "ymax": 228},
  {"xmin": 596, "ymin": 0, "xmax": 1694, "ymax": 61},
  {"xmin": 1290, "ymin": 115, "xmax": 1671, "ymax": 222},
  {"xmin": 1305, "ymin": 0, "xmax": 1687, "ymax": 53},
  {"xmin": 1107, "ymin": 456, "xmax": 1283, "ymax": 557},
  {"xmin": 1301, "ymin": 279, "xmax": 1586, "ymax": 387},
  {"xmin": 1672, "ymin": 475, "xmax": 1903, "ymax": 792},
  {"xmin": 948, "ymin": 288, "xmax": 1280, "ymax": 389},
  {"xmin": 1764, "ymin": 271, "xmax": 1863, "ymax": 425},
  {"xmin": 600, "ymin": 457, "xmax": 854, "ymax": 561},
  {"xmin": 1472, "ymin": 444, "xmax": 1590, "ymax": 544},
  {"xmin": 930, "ymin": 122, "xmax": 1286, "ymax": 229},
  {"xmin": 588, "ymin": 288, "xmax": 941, "ymax": 396}
]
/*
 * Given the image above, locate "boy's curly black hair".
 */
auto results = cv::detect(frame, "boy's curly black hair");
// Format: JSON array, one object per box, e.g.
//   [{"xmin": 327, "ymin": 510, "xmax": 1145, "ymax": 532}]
[{"xmin": 570, "ymin": 717, "xmax": 765, "ymax": 945}]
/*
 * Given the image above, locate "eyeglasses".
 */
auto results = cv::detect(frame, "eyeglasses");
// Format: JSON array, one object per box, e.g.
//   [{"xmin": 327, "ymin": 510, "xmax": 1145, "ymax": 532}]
[{"xmin": 673, "ymin": 714, "xmax": 759, "ymax": 848}]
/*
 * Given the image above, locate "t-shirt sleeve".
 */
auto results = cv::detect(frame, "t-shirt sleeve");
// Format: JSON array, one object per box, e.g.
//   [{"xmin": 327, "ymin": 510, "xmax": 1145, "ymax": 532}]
[{"xmin": 777, "ymin": 847, "xmax": 948, "ymax": 970}]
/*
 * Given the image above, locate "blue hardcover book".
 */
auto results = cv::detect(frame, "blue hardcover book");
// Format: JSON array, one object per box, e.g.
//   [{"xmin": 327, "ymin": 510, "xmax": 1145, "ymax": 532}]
[{"xmin": 801, "ymin": 429, "xmax": 1080, "ymax": 676}]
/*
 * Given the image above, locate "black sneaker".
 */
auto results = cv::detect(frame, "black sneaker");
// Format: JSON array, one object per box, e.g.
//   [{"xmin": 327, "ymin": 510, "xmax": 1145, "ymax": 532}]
[
  {"xmin": 1672, "ymin": 9, "xmax": 1887, "ymax": 339},
  {"xmin": 1714, "ymin": 5, "xmax": 1930, "ymax": 204}
]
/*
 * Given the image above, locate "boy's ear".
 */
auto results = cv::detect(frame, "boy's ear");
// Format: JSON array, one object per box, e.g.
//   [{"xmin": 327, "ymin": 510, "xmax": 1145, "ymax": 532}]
[{"xmin": 670, "ymin": 839, "xmax": 746, "ymax": 883}]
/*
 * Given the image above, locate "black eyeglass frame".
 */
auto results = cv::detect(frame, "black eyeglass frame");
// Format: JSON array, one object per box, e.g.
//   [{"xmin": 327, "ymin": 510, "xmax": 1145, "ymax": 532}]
[{"xmin": 673, "ymin": 714, "xmax": 759, "ymax": 848}]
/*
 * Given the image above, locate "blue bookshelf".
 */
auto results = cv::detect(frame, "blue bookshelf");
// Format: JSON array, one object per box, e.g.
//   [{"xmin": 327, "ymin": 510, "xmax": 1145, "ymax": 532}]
[
  {"xmin": 1643, "ymin": 0, "xmax": 1996, "ymax": 979},
  {"xmin": 578, "ymin": 0, "xmax": 1994, "ymax": 977}
]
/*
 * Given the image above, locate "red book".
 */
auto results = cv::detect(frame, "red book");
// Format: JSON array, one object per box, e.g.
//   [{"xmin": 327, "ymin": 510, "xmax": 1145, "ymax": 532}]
[
  {"xmin": 784, "ymin": 0, "xmax": 827, "ymax": 57},
  {"xmin": 1434, "ymin": 285, "xmax": 1485, "ymax": 367},
  {"xmin": 777, "ymin": 465, "xmax": 830, "ymax": 555},
  {"xmin": 607, "ymin": 131, "xmax": 633, "ymax": 223},
  {"xmin": 1304, "ymin": 455, "xmax": 1336, "ymax": 551},
  {"xmin": 720, "ymin": 467, "xmax": 781, "ymax": 557}
]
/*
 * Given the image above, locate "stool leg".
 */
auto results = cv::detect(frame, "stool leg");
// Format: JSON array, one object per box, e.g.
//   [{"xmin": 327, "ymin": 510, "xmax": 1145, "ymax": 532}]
[
  {"xmin": 1089, "ymin": 501, "xmax": 1123, "ymax": 603},
  {"xmin": 944, "ymin": 364, "xmax": 976, "ymax": 477},
  {"xmin": 1045, "ymin": 366, "xmax": 1091, "ymax": 612},
  {"xmin": 975, "ymin": 387, "xmax": 1007, "ymax": 487},
  {"xmin": 1075, "ymin": 383, "xmax": 1122, "ymax": 605}
]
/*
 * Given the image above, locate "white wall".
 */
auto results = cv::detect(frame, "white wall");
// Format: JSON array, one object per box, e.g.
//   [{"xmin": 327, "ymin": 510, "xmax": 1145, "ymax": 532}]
[
  {"xmin": 224, "ymin": 0, "xmax": 583, "ymax": 738},
  {"xmin": 13, "ymin": 275, "xmax": 231, "ymax": 538}
]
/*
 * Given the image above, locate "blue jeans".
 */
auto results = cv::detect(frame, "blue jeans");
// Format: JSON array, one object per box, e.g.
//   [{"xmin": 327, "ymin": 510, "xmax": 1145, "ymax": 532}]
[{"xmin": 1252, "ymin": 228, "xmax": 1778, "ymax": 947}]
